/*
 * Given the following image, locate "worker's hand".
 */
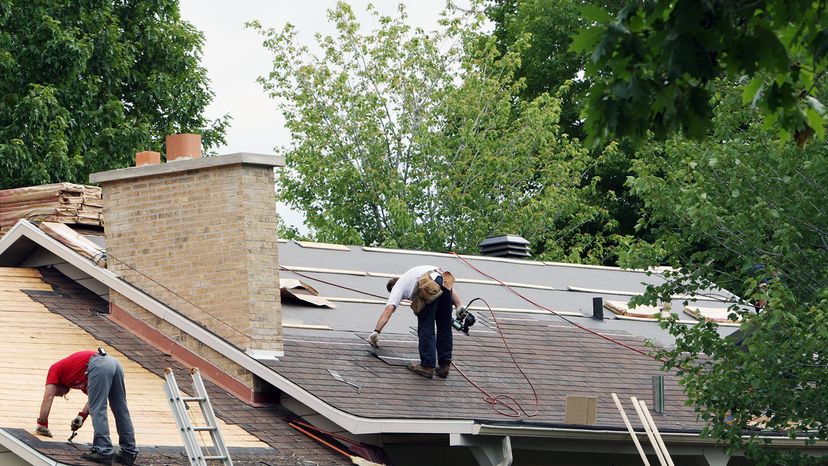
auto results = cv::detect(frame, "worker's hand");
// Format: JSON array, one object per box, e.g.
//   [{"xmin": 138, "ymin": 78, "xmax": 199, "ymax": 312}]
[
  {"xmin": 70, "ymin": 411, "xmax": 88, "ymax": 431},
  {"xmin": 368, "ymin": 330, "xmax": 380, "ymax": 348},
  {"xmin": 35, "ymin": 419, "xmax": 52, "ymax": 438},
  {"xmin": 455, "ymin": 306, "xmax": 468, "ymax": 319}
]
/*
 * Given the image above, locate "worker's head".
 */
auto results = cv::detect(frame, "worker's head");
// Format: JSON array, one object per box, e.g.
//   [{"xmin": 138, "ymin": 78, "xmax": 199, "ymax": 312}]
[
  {"xmin": 54, "ymin": 385, "xmax": 70, "ymax": 397},
  {"xmin": 386, "ymin": 277, "xmax": 398, "ymax": 292}
]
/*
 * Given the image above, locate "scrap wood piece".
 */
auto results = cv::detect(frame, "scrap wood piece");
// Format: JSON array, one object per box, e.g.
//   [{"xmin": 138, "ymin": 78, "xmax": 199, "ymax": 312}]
[
  {"xmin": 280, "ymin": 278, "xmax": 336, "ymax": 308},
  {"xmin": 604, "ymin": 300, "xmax": 667, "ymax": 319},
  {"xmin": 39, "ymin": 222, "xmax": 106, "ymax": 267},
  {"xmin": 0, "ymin": 183, "xmax": 104, "ymax": 234},
  {"xmin": 611, "ymin": 393, "xmax": 651, "ymax": 466},
  {"xmin": 296, "ymin": 240, "xmax": 350, "ymax": 251},
  {"xmin": 684, "ymin": 305, "xmax": 741, "ymax": 323},
  {"xmin": 634, "ymin": 397, "xmax": 675, "ymax": 466}
]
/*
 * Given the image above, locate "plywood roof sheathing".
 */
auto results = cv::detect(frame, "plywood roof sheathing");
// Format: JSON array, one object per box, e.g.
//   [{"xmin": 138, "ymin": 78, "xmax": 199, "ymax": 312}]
[
  {"xmin": 282, "ymin": 265, "xmax": 367, "ymax": 276},
  {"xmin": 296, "ymin": 241, "xmax": 350, "ymax": 251},
  {"xmin": 684, "ymin": 306, "xmax": 742, "ymax": 324},
  {"xmin": 0, "ymin": 268, "xmax": 265, "ymax": 449},
  {"xmin": 283, "ymin": 323, "xmax": 333, "ymax": 330}
]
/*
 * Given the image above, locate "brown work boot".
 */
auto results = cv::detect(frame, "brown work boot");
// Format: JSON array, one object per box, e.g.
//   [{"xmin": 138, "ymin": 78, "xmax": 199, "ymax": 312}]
[
  {"xmin": 436, "ymin": 361, "xmax": 451, "ymax": 378},
  {"xmin": 407, "ymin": 362, "xmax": 434, "ymax": 379}
]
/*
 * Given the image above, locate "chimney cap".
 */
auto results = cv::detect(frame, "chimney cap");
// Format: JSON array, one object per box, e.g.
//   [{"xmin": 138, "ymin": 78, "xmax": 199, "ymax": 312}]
[{"xmin": 90, "ymin": 153, "xmax": 284, "ymax": 184}]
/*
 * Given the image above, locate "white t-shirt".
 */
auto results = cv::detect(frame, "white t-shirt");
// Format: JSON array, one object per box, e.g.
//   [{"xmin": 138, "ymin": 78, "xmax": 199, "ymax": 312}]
[{"xmin": 386, "ymin": 265, "xmax": 440, "ymax": 309}]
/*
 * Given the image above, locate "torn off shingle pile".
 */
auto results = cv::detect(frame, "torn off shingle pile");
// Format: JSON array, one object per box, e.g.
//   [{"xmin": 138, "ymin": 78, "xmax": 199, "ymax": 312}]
[{"xmin": 0, "ymin": 183, "xmax": 103, "ymax": 235}]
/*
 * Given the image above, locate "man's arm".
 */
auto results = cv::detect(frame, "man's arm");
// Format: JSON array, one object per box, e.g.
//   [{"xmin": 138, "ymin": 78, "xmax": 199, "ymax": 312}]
[
  {"xmin": 374, "ymin": 304, "xmax": 396, "ymax": 333},
  {"xmin": 38, "ymin": 384, "xmax": 59, "ymax": 422},
  {"xmin": 35, "ymin": 384, "xmax": 60, "ymax": 437},
  {"xmin": 369, "ymin": 304, "xmax": 396, "ymax": 348},
  {"xmin": 452, "ymin": 290, "xmax": 462, "ymax": 309}
]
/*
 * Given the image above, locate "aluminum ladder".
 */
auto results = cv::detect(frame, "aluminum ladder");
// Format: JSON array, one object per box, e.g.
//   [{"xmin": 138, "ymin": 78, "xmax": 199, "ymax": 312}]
[{"xmin": 163, "ymin": 367, "xmax": 233, "ymax": 466}]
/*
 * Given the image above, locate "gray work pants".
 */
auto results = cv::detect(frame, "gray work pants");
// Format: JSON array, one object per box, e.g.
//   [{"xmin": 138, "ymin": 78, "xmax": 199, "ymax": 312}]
[{"xmin": 87, "ymin": 354, "xmax": 137, "ymax": 455}]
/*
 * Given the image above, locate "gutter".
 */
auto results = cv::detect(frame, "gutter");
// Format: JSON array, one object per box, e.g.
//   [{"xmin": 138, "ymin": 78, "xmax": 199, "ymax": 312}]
[
  {"xmin": 0, "ymin": 428, "xmax": 61, "ymax": 466},
  {"xmin": 476, "ymin": 424, "xmax": 828, "ymax": 447},
  {"xmin": 0, "ymin": 221, "xmax": 475, "ymax": 436}
]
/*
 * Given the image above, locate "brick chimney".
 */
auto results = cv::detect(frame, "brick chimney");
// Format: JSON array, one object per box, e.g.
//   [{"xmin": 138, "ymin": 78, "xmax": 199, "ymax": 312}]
[{"xmin": 90, "ymin": 150, "xmax": 285, "ymax": 381}]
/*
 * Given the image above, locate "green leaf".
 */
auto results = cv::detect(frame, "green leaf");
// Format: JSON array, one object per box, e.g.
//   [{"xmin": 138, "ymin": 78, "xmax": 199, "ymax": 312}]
[
  {"xmin": 578, "ymin": 4, "xmax": 613, "ymax": 24},
  {"xmin": 805, "ymin": 107, "xmax": 826, "ymax": 139},
  {"xmin": 742, "ymin": 77, "xmax": 764, "ymax": 106},
  {"xmin": 569, "ymin": 26, "xmax": 605, "ymax": 54}
]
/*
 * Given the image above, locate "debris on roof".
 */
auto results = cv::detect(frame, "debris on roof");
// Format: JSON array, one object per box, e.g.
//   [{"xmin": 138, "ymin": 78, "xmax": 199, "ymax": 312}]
[
  {"xmin": 604, "ymin": 300, "xmax": 666, "ymax": 319},
  {"xmin": 280, "ymin": 278, "xmax": 336, "ymax": 308},
  {"xmin": 684, "ymin": 305, "xmax": 742, "ymax": 323},
  {"xmin": 0, "ymin": 183, "xmax": 103, "ymax": 236},
  {"xmin": 39, "ymin": 222, "xmax": 106, "ymax": 267},
  {"xmin": 297, "ymin": 240, "xmax": 350, "ymax": 251}
]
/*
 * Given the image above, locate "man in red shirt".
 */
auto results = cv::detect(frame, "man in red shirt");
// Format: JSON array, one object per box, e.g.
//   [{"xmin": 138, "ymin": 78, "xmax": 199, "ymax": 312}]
[{"xmin": 36, "ymin": 349, "xmax": 138, "ymax": 465}]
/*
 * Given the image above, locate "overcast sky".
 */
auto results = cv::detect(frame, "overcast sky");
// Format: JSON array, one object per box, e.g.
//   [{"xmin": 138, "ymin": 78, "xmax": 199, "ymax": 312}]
[{"xmin": 177, "ymin": 1, "xmax": 469, "ymax": 230}]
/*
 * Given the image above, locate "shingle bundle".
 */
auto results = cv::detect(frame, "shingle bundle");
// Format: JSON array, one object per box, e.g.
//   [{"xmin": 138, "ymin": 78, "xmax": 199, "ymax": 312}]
[{"xmin": 0, "ymin": 183, "xmax": 104, "ymax": 236}]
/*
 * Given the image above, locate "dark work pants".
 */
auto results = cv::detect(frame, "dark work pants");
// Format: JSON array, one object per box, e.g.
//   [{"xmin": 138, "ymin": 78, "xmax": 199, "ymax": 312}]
[
  {"xmin": 417, "ymin": 276, "xmax": 453, "ymax": 368},
  {"xmin": 87, "ymin": 354, "xmax": 138, "ymax": 456}
]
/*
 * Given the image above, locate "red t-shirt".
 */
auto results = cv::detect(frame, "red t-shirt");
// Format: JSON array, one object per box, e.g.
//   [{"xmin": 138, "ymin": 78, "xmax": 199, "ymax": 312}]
[{"xmin": 45, "ymin": 350, "xmax": 96, "ymax": 393}]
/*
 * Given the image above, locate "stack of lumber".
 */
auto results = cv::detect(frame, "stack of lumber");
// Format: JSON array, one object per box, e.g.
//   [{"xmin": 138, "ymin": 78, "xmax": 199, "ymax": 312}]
[{"xmin": 0, "ymin": 183, "xmax": 103, "ymax": 236}]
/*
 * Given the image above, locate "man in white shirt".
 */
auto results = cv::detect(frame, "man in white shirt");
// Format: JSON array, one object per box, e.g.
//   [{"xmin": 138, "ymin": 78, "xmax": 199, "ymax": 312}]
[{"xmin": 369, "ymin": 265, "xmax": 464, "ymax": 378}]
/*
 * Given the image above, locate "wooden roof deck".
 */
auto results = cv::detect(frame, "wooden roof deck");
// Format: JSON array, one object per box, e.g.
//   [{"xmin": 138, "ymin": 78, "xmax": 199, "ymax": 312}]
[{"xmin": 0, "ymin": 267, "xmax": 265, "ymax": 449}]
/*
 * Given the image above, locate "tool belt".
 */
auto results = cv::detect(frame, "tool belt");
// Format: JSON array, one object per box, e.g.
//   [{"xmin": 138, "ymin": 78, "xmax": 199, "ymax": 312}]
[{"xmin": 410, "ymin": 271, "xmax": 454, "ymax": 315}]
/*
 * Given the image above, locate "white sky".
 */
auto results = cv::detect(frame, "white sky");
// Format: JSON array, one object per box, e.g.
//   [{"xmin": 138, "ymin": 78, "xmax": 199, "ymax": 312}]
[{"xmin": 178, "ymin": 1, "xmax": 470, "ymax": 231}]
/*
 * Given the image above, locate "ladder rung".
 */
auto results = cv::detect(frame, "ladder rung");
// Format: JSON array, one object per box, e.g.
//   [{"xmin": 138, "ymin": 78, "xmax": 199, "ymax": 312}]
[{"xmin": 165, "ymin": 368, "xmax": 232, "ymax": 466}]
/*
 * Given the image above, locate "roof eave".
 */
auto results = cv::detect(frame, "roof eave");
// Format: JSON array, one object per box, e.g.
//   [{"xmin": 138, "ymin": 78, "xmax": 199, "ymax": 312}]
[{"xmin": 0, "ymin": 428, "xmax": 62, "ymax": 466}]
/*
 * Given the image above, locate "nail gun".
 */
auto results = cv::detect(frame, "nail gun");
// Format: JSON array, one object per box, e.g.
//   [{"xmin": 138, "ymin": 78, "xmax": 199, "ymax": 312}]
[{"xmin": 452, "ymin": 300, "xmax": 477, "ymax": 335}]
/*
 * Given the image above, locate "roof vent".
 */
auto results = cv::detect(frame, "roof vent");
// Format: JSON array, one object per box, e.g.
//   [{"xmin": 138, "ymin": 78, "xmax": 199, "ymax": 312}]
[{"xmin": 478, "ymin": 234, "xmax": 530, "ymax": 258}]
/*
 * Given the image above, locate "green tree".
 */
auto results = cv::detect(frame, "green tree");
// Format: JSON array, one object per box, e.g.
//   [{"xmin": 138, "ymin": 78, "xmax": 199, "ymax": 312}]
[
  {"xmin": 251, "ymin": 2, "xmax": 617, "ymax": 259},
  {"xmin": 486, "ymin": 0, "xmax": 645, "ymax": 266},
  {"xmin": 622, "ymin": 81, "xmax": 828, "ymax": 465},
  {"xmin": 574, "ymin": 0, "xmax": 828, "ymax": 147},
  {"xmin": 0, "ymin": 0, "xmax": 228, "ymax": 189}
]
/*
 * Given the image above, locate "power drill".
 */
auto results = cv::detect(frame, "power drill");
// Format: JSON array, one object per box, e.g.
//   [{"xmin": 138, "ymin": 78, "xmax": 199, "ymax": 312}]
[{"xmin": 452, "ymin": 307, "xmax": 476, "ymax": 335}]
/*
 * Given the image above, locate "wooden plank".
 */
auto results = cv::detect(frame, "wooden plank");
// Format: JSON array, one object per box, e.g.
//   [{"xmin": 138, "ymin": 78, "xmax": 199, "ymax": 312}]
[{"xmin": 0, "ymin": 267, "xmax": 41, "ymax": 277}]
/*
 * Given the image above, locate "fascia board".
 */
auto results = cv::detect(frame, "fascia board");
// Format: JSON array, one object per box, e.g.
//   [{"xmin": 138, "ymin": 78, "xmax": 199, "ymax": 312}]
[
  {"xmin": 476, "ymin": 424, "xmax": 828, "ymax": 448},
  {"xmin": 0, "ymin": 221, "xmax": 475, "ymax": 436},
  {"xmin": 0, "ymin": 428, "xmax": 60, "ymax": 466},
  {"xmin": 476, "ymin": 424, "xmax": 701, "ymax": 442}
]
